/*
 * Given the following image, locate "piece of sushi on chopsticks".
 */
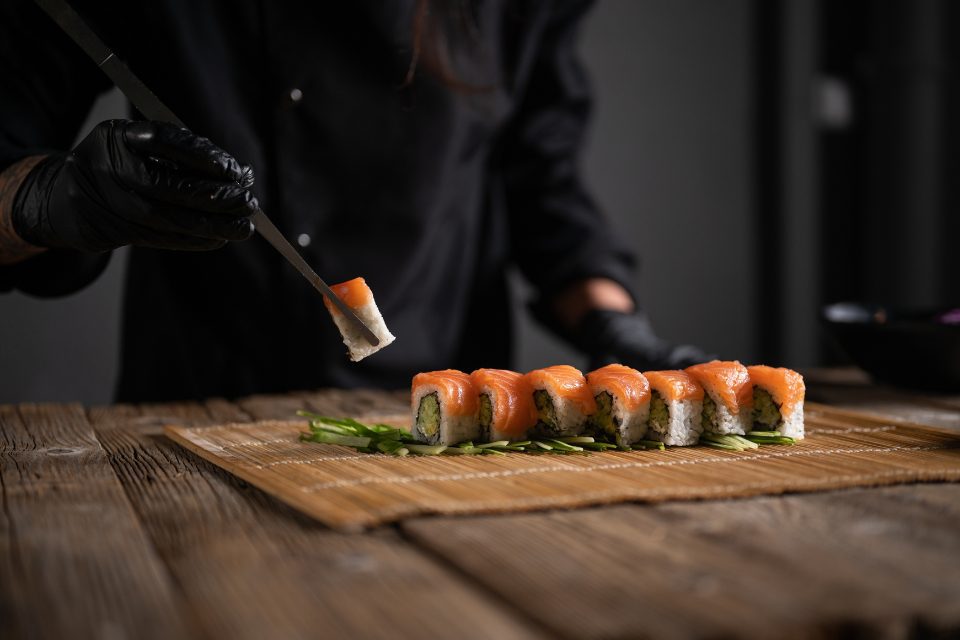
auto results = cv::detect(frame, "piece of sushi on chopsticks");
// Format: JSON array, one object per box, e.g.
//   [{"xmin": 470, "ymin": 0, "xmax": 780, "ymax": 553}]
[
  {"xmin": 525, "ymin": 365, "xmax": 596, "ymax": 437},
  {"xmin": 747, "ymin": 365, "xmax": 805, "ymax": 439},
  {"xmin": 322, "ymin": 277, "xmax": 396, "ymax": 362},
  {"xmin": 586, "ymin": 364, "xmax": 650, "ymax": 446},
  {"xmin": 643, "ymin": 370, "xmax": 704, "ymax": 446},
  {"xmin": 411, "ymin": 370, "xmax": 480, "ymax": 445},
  {"xmin": 685, "ymin": 360, "xmax": 752, "ymax": 435},
  {"xmin": 470, "ymin": 369, "xmax": 537, "ymax": 443}
]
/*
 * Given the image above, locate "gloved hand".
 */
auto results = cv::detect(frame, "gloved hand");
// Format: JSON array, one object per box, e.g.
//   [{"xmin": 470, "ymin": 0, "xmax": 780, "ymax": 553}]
[
  {"xmin": 12, "ymin": 119, "xmax": 258, "ymax": 252},
  {"xmin": 572, "ymin": 308, "xmax": 717, "ymax": 372}
]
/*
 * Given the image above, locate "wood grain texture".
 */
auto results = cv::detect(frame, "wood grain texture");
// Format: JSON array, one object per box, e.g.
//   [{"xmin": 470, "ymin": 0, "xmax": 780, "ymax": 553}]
[
  {"xmin": 4, "ymin": 378, "xmax": 960, "ymax": 640},
  {"xmin": 806, "ymin": 367, "xmax": 960, "ymax": 431},
  {"xmin": 0, "ymin": 403, "xmax": 192, "ymax": 639},
  {"xmin": 88, "ymin": 396, "xmax": 540, "ymax": 640},
  {"xmin": 402, "ymin": 483, "xmax": 960, "ymax": 639}
]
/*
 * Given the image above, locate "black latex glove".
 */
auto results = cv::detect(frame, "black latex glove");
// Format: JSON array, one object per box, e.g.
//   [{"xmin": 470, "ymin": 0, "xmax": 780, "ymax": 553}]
[
  {"xmin": 13, "ymin": 120, "xmax": 258, "ymax": 252},
  {"xmin": 576, "ymin": 309, "xmax": 716, "ymax": 371}
]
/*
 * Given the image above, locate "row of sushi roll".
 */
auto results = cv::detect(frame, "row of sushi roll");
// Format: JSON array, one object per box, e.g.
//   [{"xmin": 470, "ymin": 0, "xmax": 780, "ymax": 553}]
[{"xmin": 411, "ymin": 362, "xmax": 805, "ymax": 447}]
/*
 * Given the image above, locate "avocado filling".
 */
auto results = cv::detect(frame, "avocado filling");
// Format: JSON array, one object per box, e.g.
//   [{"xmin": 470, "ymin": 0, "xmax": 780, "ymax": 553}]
[
  {"xmin": 648, "ymin": 390, "xmax": 669, "ymax": 434},
  {"xmin": 702, "ymin": 393, "xmax": 718, "ymax": 430},
  {"xmin": 534, "ymin": 390, "xmax": 560, "ymax": 434},
  {"xmin": 752, "ymin": 387, "xmax": 782, "ymax": 429},
  {"xmin": 478, "ymin": 393, "xmax": 493, "ymax": 441},
  {"xmin": 416, "ymin": 392, "xmax": 441, "ymax": 442},
  {"xmin": 592, "ymin": 391, "xmax": 620, "ymax": 440}
]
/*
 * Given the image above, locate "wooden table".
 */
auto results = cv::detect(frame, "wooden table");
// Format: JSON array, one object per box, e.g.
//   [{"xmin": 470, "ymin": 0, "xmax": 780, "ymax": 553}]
[{"xmin": 2, "ymin": 369, "xmax": 959, "ymax": 639}]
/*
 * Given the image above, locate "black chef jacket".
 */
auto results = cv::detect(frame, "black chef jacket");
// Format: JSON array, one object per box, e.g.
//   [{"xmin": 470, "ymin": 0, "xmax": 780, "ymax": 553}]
[{"xmin": 0, "ymin": 0, "xmax": 635, "ymax": 402}]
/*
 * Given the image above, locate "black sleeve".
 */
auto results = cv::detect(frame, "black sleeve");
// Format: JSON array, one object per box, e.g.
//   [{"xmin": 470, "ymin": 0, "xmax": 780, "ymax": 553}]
[
  {"xmin": 0, "ymin": 0, "xmax": 114, "ymax": 297},
  {"xmin": 502, "ymin": 0, "xmax": 637, "ymax": 304}
]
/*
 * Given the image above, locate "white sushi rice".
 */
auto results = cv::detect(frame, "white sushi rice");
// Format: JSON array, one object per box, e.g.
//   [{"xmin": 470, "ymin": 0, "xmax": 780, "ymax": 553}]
[
  {"xmin": 647, "ymin": 398, "xmax": 703, "ymax": 446},
  {"xmin": 411, "ymin": 384, "xmax": 479, "ymax": 446},
  {"xmin": 531, "ymin": 384, "xmax": 590, "ymax": 437},
  {"xmin": 329, "ymin": 297, "xmax": 396, "ymax": 362},
  {"xmin": 703, "ymin": 390, "xmax": 751, "ymax": 436},
  {"xmin": 779, "ymin": 400, "xmax": 805, "ymax": 440},
  {"xmin": 612, "ymin": 399, "xmax": 649, "ymax": 446},
  {"xmin": 594, "ymin": 389, "xmax": 649, "ymax": 446}
]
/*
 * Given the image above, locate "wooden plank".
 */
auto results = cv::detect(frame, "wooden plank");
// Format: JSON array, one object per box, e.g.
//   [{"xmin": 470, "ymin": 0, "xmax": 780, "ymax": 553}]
[
  {"xmin": 238, "ymin": 388, "xmax": 407, "ymax": 422},
  {"xmin": 402, "ymin": 484, "xmax": 960, "ymax": 639},
  {"xmin": 806, "ymin": 367, "xmax": 960, "ymax": 431},
  {"xmin": 88, "ymin": 395, "xmax": 541, "ymax": 640},
  {"xmin": 0, "ymin": 403, "xmax": 193, "ymax": 639}
]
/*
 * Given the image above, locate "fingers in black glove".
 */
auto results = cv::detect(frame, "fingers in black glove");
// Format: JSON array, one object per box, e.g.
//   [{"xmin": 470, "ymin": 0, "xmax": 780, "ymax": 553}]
[
  {"xmin": 577, "ymin": 309, "xmax": 717, "ymax": 372},
  {"xmin": 123, "ymin": 120, "xmax": 254, "ymax": 186},
  {"xmin": 530, "ymin": 299, "xmax": 717, "ymax": 372},
  {"xmin": 13, "ymin": 119, "xmax": 258, "ymax": 253}
]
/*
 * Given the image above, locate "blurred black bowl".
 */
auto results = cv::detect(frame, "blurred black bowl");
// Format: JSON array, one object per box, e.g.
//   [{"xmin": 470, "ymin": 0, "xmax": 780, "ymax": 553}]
[{"xmin": 822, "ymin": 302, "xmax": 960, "ymax": 392}]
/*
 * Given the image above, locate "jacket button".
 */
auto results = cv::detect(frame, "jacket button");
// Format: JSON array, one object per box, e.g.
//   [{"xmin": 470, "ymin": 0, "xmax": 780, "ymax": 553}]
[
  {"xmin": 297, "ymin": 233, "xmax": 311, "ymax": 247},
  {"xmin": 288, "ymin": 88, "xmax": 303, "ymax": 103}
]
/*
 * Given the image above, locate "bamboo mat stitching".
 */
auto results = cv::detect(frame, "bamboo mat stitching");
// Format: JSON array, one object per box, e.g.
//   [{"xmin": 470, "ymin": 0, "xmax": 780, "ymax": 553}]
[
  {"xmin": 367, "ymin": 469, "xmax": 960, "ymax": 519},
  {"xmin": 806, "ymin": 426, "xmax": 897, "ymax": 434},
  {"xmin": 297, "ymin": 443, "xmax": 953, "ymax": 492},
  {"xmin": 217, "ymin": 437, "xmax": 299, "ymax": 450},
  {"xmin": 256, "ymin": 454, "xmax": 361, "ymax": 468}
]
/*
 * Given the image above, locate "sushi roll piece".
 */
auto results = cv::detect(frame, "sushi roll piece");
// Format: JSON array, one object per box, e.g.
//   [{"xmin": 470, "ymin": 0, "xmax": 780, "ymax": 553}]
[
  {"xmin": 470, "ymin": 369, "xmax": 537, "ymax": 442},
  {"xmin": 525, "ymin": 365, "xmax": 596, "ymax": 437},
  {"xmin": 747, "ymin": 365, "xmax": 805, "ymax": 439},
  {"xmin": 685, "ymin": 360, "xmax": 752, "ymax": 435},
  {"xmin": 322, "ymin": 277, "xmax": 396, "ymax": 362},
  {"xmin": 585, "ymin": 364, "xmax": 650, "ymax": 446},
  {"xmin": 643, "ymin": 370, "xmax": 704, "ymax": 446},
  {"xmin": 411, "ymin": 370, "xmax": 480, "ymax": 445}
]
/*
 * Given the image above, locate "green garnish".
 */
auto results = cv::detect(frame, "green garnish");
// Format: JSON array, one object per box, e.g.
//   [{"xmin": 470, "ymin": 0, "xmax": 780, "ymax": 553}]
[
  {"xmin": 634, "ymin": 440, "xmax": 666, "ymax": 450},
  {"xmin": 700, "ymin": 432, "xmax": 795, "ymax": 450},
  {"xmin": 406, "ymin": 444, "xmax": 448, "ymax": 455},
  {"xmin": 298, "ymin": 413, "xmax": 794, "ymax": 457}
]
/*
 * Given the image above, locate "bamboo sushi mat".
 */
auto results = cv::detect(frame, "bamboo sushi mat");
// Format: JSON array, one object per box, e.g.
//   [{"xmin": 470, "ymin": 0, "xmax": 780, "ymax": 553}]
[{"xmin": 164, "ymin": 402, "xmax": 960, "ymax": 532}]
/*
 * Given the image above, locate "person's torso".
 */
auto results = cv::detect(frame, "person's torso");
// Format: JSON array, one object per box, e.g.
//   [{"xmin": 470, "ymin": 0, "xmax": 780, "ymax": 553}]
[{"xmin": 73, "ymin": 1, "xmax": 554, "ymax": 400}]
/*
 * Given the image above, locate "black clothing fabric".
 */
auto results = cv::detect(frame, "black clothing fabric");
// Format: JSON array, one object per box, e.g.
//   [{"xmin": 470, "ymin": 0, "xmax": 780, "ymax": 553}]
[{"xmin": 0, "ymin": 0, "xmax": 636, "ymax": 402}]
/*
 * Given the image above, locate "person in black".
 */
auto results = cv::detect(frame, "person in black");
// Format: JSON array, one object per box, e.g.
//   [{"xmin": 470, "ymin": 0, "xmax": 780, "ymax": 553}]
[{"xmin": 0, "ymin": 1, "xmax": 709, "ymax": 402}]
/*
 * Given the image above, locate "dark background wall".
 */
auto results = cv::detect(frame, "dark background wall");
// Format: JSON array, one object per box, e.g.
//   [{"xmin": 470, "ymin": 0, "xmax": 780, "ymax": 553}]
[{"xmin": 515, "ymin": 0, "xmax": 756, "ymax": 373}]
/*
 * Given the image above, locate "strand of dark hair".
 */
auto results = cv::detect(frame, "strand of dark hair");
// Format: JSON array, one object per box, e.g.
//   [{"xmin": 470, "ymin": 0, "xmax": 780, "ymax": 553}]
[{"xmin": 402, "ymin": 0, "xmax": 493, "ymax": 93}]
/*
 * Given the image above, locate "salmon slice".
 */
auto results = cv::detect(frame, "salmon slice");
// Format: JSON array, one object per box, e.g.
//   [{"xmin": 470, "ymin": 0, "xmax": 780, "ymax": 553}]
[
  {"xmin": 642, "ymin": 369, "xmax": 703, "ymax": 446},
  {"xmin": 470, "ymin": 369, "xmax": 537, "ymax": 441},
  {"xmin": 411, "ymin": 370, "xmax": 477, "ymax": 416},
  {"xmin": 586, "ymin": 364, "xmax": 650, "ymax": 410},
  {"xmin": 524, "ymin": 365, "xmax": 596, "ymax": 415},
  {"xmin": 322, "ymin": 277, "xmax": 373, "ymax": 315},
  {"xmin": 411, "ymin": 370, "xmax": 479, "ymax": 445},
  {"xmin": 746, "ymin": 365, "xmax": 804, "ymax": 419},
  {"xmin": 524, "ymin": 365, "xmax": 596, "ymax": 437},
  {"xmin": 586, "ymin": 364, "xmax": 650, "ymax": 445},
  {"xmin": 642, "ymin": 370, "xmax": 704, "ymax": 401},
  {"xmin": 321, "ymin": 276, "xmax": 396, "ymax": 362},
  {"xmin": 685, "ymin": 360, "xmax": 751, "ymax": 413}
]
